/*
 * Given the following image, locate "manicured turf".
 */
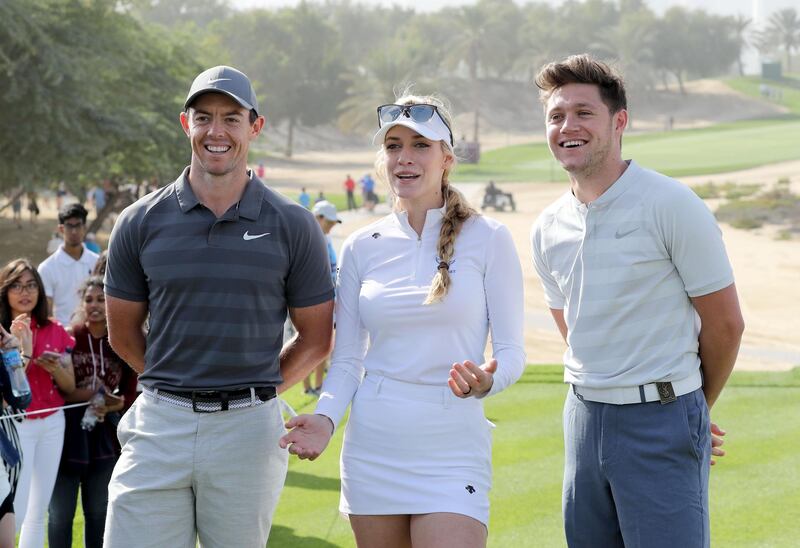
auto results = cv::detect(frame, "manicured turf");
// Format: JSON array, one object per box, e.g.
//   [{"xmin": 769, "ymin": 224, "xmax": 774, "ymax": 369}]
[
  {"xmin": 452, "ymin": 117, "xmax": 800, "ymax": 183},
  {"xmin": 725, "ymin": 75, "xmax": 800, "ymax": 115},
  {"xmin": 266, "ymin": 366, "xmax": 800, "ymax": 547}
]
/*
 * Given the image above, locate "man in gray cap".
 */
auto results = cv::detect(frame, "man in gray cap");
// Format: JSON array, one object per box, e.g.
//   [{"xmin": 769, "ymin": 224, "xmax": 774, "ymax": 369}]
[{"xmin": 103, "ymin": 66, "xmax": 335, "ymax": 546}]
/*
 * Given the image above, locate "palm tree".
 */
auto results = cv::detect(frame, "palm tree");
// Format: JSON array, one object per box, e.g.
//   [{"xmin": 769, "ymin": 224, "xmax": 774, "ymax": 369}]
[
  {"xmin": 336, "ymin": 52, "xmax": 422, "ymax": 135},
  {"xmin": 764, "ymin": 8, "xmax": 800, "ymax": 73},
  {"xmin": 732, "ymin": 14, "xmax": 751, "ymax": 77},
  {"xmin": 445, "ymin": 5, "xmax": 486, "ymax": 142},
  {"xmin": 589, "ymin": 12, "xmax": 656, "ymax": 91}
]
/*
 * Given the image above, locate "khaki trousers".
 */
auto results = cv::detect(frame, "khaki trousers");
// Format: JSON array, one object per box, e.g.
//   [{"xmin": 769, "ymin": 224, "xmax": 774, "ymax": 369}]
[{"xmin": 103, "ymin": 391, "xmax": 288, "ymax": 547}]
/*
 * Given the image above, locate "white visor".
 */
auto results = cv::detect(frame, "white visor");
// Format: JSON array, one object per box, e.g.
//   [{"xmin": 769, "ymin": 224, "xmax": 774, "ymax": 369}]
[{"xmin": 373, "ymin": 111, "xmax": 454, "ymax": 152}]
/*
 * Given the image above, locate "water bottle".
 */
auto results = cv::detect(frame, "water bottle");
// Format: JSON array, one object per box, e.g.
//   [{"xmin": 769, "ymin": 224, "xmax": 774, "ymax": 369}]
[
  {"xmin": 81, "ymin": 387, "xmax": 106, "ymax": 431},
  {"xmin": 0, "ymin": 347, "xmax": 32, "ymax": 400}
]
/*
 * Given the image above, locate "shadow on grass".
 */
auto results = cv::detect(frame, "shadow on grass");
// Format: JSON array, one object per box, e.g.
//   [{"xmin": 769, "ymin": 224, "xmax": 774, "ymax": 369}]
[
  {"xmin": 285, "ymin": 470, "xmax": 341, "ymax": 491},
  {"xmin": 268, "ymin": 525, "xmax": 340, "ymax": 547}
]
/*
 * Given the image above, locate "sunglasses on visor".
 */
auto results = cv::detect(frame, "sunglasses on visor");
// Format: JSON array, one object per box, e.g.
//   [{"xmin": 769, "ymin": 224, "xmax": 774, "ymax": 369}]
[{"xmin": 376, "ymin": 104, "xmax": 454, "ymax": 146}]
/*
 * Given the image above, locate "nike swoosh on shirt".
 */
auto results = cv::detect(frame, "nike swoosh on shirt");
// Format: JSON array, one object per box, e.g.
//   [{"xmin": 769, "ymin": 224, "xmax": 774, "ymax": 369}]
[
  {"xmin": 614, "ymin": 227, "xmax": 639, "ymax": 239},
  {"xmin": 243, "ymin": 231, "xmax": 270, "ymax": 241}
]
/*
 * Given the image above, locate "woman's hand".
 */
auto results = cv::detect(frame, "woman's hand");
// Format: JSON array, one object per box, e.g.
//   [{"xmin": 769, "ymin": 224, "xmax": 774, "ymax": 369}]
[
  {"xmin": 0, "ymin": 324, "xmax": 16, "ymax": 350},
  {"xmin": 10, "ymin": 314, "xmax": 32, "ymax": 357},
  {"xmin": 279, "ymin": 413, "xmax": 334, "ymax": 460},
  {"xmin": 35, "ymin": 352, "xmax": 61, "ymax": 375},
  {"xmin": 448, "ymin": 359, "xmax": 497, "ymax": 398}
]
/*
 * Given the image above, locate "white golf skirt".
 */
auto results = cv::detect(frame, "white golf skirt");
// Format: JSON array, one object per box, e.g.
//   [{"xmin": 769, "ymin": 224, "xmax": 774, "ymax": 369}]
[{"xmin": 340, "ymin": 372, "xmax": 494, "ymax": 525}]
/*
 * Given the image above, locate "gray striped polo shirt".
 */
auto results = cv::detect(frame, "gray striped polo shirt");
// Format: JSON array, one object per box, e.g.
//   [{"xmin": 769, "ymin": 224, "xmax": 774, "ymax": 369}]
[
  {"xmin": 105, "ymin": 168, "xmax": 334, "ymax": 391},
  {"xmin": 531, "ymin": 160, "xmax": 734, "ymax": 388}
]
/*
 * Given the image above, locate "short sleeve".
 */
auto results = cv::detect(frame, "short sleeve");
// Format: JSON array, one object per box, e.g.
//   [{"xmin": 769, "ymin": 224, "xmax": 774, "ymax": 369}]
[
  {"xmin": 530, "ymin": 220, "xmax": 565, "ymax": 309},
  {"xmin": 37, "ymin": 260, "xmax": 56, "ymax": 299},
  {"xmin": 104, "ymin": 205, "xmax": 148, "ymax": 302},
  {"xmin": 656, "ymin": 185, "xmax": 734, "ymax": 298},
  {"xmin": 285, "ymin": 210, "xmax": 335, "ymax": 308}
]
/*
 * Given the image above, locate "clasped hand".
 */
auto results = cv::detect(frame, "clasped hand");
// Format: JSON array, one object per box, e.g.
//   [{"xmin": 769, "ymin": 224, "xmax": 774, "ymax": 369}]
[
  {"xmin": 448, "ymin": 359, "xmax": 496, "ymax": 398},
  {"xmin": 279, "ymin": 414, "xmax": 334, "ymax": 461}
]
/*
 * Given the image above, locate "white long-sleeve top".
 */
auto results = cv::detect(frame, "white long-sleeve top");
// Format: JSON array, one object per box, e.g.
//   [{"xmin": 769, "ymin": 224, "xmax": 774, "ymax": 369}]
[{"xmin": 315, "ymin": 205, "xmax": 526, "ymax": 429}]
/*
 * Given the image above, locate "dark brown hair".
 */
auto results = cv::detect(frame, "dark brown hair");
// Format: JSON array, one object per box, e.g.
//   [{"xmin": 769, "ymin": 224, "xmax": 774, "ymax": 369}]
[
  {"xmin": 0, "ymin": 259, "xmax": 50, "ymax": 330},
  {"xmin": 535, "ymin": 54, "xmax": 627, "ymax": 113},
  {"xmin": 92, "ymin": 250, "xmax": 108, "ymax": 277}
]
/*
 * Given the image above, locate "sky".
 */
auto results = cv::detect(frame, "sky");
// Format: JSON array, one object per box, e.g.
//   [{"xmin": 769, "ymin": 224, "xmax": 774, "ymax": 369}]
[{"xmin": 231, "ymin": 0, "xmax": 798, "ymax": 26}]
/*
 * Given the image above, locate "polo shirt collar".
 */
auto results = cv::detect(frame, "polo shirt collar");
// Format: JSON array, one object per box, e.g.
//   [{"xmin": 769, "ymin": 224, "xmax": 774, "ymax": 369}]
[
  {"xmin": 238, "ymin": 172, "xmax": 265, "ymax": 221},
  {"xmin": 593, "ymin": 160, "xmax": 637, "ymax": 207},
  {"xmin": 393, "ymin": 201, "xmax": 446, "ymax": 237},
  {"xmin": 54, "ymin": 244, "xmax": 92, "ymax": 265},
  {"xmin": 175, "ymin": 167, "xmax": 200, "ymax": 213},
  {"xmin": 175, "ymin": 167, "xmax": 265, "ymax": 220},
  {"xmin": 569, "ymin": 160, "xmax": 638, "ymax": 210}
]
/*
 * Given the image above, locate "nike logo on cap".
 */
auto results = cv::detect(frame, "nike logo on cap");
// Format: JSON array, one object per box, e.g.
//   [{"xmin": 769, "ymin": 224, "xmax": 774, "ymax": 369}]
[
  {"xmin": 243, "ymin": 231, "xmax": 270, "ymax": 240},
  {"xmin": 207, "ymin": 78, "xmax": 232, "ymax": 84}
]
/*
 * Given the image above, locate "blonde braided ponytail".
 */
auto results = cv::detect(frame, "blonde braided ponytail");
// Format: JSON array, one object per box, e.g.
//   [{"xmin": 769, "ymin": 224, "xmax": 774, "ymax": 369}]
[
  {"xmin": 423, "ymin": 183, "xmax": 477, "ymax": 305},
  {"xmin": 370, "ymin": 89, "xmax": 476, "ymax": 304}
]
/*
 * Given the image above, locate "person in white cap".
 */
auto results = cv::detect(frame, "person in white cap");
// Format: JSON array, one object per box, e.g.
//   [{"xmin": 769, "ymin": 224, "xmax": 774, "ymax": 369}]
[
  {"xmin": 303, "ymin": 200, "xmax": 341, "ymax": 395},
  {"xmin": 280, "ymin": 93, "xmax": 526, "ymax": 547}
]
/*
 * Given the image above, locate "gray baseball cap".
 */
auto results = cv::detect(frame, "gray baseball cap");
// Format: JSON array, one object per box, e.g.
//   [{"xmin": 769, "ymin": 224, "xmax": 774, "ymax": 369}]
[{"xmin": 184, "ymin": 66, "xmax": 259, "ymax": 116}]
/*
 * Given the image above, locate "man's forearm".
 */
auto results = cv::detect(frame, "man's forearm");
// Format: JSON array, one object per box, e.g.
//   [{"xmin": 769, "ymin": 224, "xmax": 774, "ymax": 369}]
[
  {"xmin": 277, "ymin": 334, "xmax": 333, "ymax": 394},
  {"xmin": 692, "ymin": 284, "xmax": 745, "ymax": 409},
  {"xmin": 109, "ymin": 329, "xmax": 146, "ymax": 374},
  {"xmin": 700, "ymin": 339, "xmax": 739, "ymax": 409},
  {"xmin": 699, "ymin": 325, "xmax": 743, "ymax": 409}
]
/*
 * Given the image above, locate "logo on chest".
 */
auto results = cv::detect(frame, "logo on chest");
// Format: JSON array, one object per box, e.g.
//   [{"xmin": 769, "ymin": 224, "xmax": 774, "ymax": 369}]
[{"xmin": 434, "ymin": 255, "xmax": 456, "ymax": 274}]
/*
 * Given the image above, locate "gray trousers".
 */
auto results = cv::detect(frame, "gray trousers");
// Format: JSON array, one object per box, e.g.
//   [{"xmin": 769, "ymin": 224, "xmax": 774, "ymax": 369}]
[
  {"xmin": 103, "ymin": 391, "xmax": 288, "ymax": 547},
  {"xmin": 563, "ymin": 387, "xmax": 711, "ymax": 548}
]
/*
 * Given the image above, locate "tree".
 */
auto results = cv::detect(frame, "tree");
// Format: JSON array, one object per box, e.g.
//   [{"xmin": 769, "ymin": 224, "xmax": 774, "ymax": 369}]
[
  {"xmin": 0, "ymin": 0, "xmax": 199, "ymax": 195},
  {"xmin": 757, "ymin": 8, "xmax": 800, "ymax": 73},
  {"xmin": 213, "ymin": 3, "xmax": 347, "ymax": 157},
  {"xmin": 732, "ymin": 14, "xmax": 751, "ymax": 77},
  {"xmin": 129, "ymin": 0, "xmax": 232, "ymax": 29},
  {"xmin": 513, "ymin": 3, "xmax": 570, "ymax": 83},
  {"xmin": 444, "ymin": 4, "xmax": 487, "ymax": 142},
  {"xmin": 589, "ymin": 9, "xmax": 657, "ymax": 92}
]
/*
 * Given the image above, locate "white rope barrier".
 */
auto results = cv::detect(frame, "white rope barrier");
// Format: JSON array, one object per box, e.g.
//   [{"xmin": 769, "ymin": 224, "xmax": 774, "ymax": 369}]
[{"xmin": 0, "ymin": 401, "xmax": 91, "ymax": 421}]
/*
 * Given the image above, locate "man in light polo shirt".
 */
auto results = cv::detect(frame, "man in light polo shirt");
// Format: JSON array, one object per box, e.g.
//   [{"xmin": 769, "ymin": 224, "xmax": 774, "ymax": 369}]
[
  {"xmin": 103, "ymin": 66, "xmax": 334, "ymax": 547},
  {"xmin": 38, "ymin": 203, "xmax": 98, "ymax": 326},
  {"xmin": 530, "ymin": 54, "xmax": 744, "ymax": 547}
]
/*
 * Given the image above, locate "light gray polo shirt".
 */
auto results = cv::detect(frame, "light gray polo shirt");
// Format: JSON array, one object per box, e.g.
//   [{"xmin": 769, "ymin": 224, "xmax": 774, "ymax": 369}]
[
  {"xmin": 105, "ymin": 168, "xmax": 334, "ymax": 391},
  {"xmin": 531, "ymin": 161, "xmax": 734, "ymax": 388}
]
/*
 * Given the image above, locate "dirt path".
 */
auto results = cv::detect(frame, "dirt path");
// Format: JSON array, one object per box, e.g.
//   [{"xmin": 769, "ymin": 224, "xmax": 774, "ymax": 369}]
[
  {"xmin": 3, "ymin": 154, "xmax": 796, "ymax": 373},
  {"xmin": 326, "ymin": 164, "xmax": 800, "ymax": 373}
]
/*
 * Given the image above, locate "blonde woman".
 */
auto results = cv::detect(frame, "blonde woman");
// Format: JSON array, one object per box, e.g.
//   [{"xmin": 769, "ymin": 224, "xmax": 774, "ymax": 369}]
[{"xmin": 281, "ymin": 94, "xmax": 525, "ymax": 547}]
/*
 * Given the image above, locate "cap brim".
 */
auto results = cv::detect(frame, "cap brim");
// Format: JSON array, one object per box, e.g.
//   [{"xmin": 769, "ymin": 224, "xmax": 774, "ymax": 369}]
[
  {"xmin": 184, "ymin": 89, "xmax": 256, "ymax": 115},
  {"xmin": 373, "ymin": 118, "xmax": 453, "ymax": 150}
]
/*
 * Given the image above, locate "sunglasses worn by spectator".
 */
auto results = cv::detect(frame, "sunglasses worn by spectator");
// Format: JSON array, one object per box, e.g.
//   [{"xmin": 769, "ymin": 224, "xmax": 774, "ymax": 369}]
[{"xmin": 376, "ymin": 104, "xmax": 454, "ymax": 146}]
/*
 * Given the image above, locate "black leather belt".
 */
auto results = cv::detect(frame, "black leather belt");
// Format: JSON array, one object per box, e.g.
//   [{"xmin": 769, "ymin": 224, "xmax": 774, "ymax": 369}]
[{"xmin": 158, "ymin": 386, "xmax": 277, "ymax": 413}]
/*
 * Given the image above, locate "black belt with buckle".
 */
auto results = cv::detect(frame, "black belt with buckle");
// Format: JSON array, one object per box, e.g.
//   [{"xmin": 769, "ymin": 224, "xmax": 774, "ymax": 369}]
[{"xmin": 160, "ymin": 386, "xmax": 277, "ymax": 413}]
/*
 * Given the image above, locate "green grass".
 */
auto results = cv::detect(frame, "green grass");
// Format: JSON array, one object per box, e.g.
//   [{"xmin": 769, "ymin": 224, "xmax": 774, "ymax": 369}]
[
  {"xmin": 265, "ymin": 366, "xmax": 800, "ymax": 547},
  {"xmin": 725, "ymin": 75, "xmax": 800, "ymax": 115},
  {"xmin": 452, "ymin": 118, "xmax": 800, "ymax": 183},
  {"xmin": 59, "ymin": 367, "xmax": 799, "ymax": 546}
]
